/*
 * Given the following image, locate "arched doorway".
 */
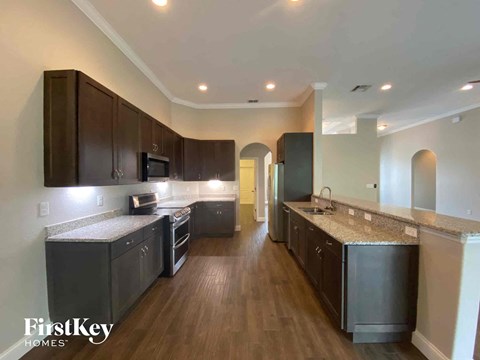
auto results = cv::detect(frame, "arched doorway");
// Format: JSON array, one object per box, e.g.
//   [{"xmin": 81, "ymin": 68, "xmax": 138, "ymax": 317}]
[
  {"xmin": 411, "ymin": 149, "xmax": 437, "ymax": 211},
  {"xmin": 240, "ymin": 143, "xmax": 272, "ymax": 221}
]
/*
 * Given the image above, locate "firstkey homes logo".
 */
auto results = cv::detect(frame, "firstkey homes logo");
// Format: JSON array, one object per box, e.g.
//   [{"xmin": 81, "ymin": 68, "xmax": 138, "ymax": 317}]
[{"xmin": 24, "ymin": 318, "xmax": 114, "ymax": 347}]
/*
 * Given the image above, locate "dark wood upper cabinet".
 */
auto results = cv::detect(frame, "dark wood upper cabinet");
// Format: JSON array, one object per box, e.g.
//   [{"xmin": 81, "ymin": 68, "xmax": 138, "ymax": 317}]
[
  {"xmin": 183, "ymin": 139, "xmax": 235, "ymax": 182},
  {"xmin": 162, "ymin": 127, "xmax": 174, "ymax": 159},
  {"xmin": 215, "ymin": 140, "xmax": 235, "ymax": 181},
  {"xmin": 153, "ymin": 121, "xmax": 164, "ymax": 155},
  {"xmin": 171, "ymin": 133, "xmax": 184, "ymax": 180},
  {"xmin": 140, "ymin": 112, "xmax": 154, "ymax": 154},
  {"xmin": 183, "ymin": 138, "xmax": 202, "ymax": 181},
  {"xmin": 117, "ymin": 98, "xmax": 141, "ymax": 184},
  {"xmin": 45, "ymin": 70, "xmax": 143, "ymax": 187},
  {"xmin": 44, "ymin": 70, "xmax": 235, "ymax": 186},
  {"xmin": 77, "ymin": 72, "xmax": 118, "ymax": 186}
]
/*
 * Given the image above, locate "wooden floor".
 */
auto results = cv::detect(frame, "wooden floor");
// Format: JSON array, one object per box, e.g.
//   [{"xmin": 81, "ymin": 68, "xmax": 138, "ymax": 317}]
[{"xmin": 24, "ymin": 205, "xmax": 426, "ymax": 360}]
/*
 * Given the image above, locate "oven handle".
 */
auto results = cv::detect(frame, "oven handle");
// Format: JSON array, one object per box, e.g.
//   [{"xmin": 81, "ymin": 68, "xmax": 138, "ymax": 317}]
[
  {"xmin": 173, "ymin": 216, "xmax": 190, "ymax": 230},
  {"xmin": 173, "ymin": 233, "xmax": 190, "ymax": 250}
]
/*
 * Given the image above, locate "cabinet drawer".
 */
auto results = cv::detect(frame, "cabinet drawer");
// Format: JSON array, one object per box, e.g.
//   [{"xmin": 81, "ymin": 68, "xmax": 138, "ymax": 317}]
[
  {"xmin": 143, "ymin": 219, "xmax": 163, "ymax": 239},
  {"xmin": 323, "ymin": 234, "xmax": 343, "ymax": 260},
  {"xmin": 111, "ymin": 229, "xmax": 144, "ymax": 259},
  {"xmin": 203, "ymin": 201, "xmax": 234, "ymax": 211}
]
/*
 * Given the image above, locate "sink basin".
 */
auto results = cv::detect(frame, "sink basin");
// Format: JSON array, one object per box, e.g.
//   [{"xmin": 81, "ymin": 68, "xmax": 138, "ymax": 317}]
[{"xmin": 298, "ymin": 207, "xmax": 333, "ymax": 215}]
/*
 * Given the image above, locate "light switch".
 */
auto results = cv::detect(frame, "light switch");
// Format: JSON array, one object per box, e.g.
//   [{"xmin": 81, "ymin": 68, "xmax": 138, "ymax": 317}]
[
  {"xmin": 39, "ymin": 202, "xmax": 49, "ymax": 217},
  {"xmin": 97, "ymin": 195, "xmax": 104, "ymax": 207},
  {"xmin": 348, "ymin": 209, "xmax": 355, "ymax": 216},
  {"xmin": 364, "ymin": 213, "xmax": 372, "ymax": 221}
]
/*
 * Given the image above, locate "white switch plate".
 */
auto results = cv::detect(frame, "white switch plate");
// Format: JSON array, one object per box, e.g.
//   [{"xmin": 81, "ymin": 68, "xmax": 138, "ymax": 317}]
[
  {"xmin": 39, "ymin": 202, "xmax": 49, "ymax": 217},
  {"xmin": 467, "ymin": 209, "xmax": 472, "ymax": 215},
  {"xmin": 97, "ymin": 195, "xmax": 104, "ymax": 206},
  {"xmin": 314, "ymin": 198, "xmax": 319, "ymax": 204},
  {"xmin": 348, "ymin": 209, "xmax": 355, "ymax": 216},
  {"xmin": 405, "ymin": 226, "xmax": 418, "ymax": 238},
  {"xmin": 364, "ymin": 213, "xmax": 372, "ymax": 221}
]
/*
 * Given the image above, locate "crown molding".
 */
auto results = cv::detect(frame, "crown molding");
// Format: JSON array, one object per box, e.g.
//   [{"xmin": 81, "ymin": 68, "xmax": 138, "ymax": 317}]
[
  {"xmin": 357, "ymin": 113, "xmax": 381, "ymax": 120},
  {"xmin": 70, "ymin": 0, "xmax": 317, "ymax": 110},
  {"xmin": 378, "ymin": 102, "xmax": 480, "ymax": 137},
  {"xmin": 71, "ymin": 0, "xmax": 174, "ymax": 101}
]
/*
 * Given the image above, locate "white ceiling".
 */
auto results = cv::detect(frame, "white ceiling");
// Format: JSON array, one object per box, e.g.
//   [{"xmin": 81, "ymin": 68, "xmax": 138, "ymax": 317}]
[{"xmin": 74, "ymin": 0, "xmax": 480, "ymax": 133}]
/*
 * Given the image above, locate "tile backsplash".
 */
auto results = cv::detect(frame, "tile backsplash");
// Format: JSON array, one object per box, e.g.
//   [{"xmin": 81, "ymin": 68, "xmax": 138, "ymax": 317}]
[{"xmin": 171, "ymin": 181, "xmax": 238, "ymax": 197}]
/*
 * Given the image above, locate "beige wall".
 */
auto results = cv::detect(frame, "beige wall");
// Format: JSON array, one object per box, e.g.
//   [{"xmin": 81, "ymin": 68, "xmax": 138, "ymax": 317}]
[
  {"xmin": 0, "ymin": 1, "xmax": 173, "ymax": 355},
  {"xmin": 300, "ymin": 91, "xmax": 315, "ymax": 132},
  {"xmin": 322, "ymin": 119, "xmax": 380, "ymax": 202},
  {"xmin": 380, "ymin": 107, "xmax": 480, "ymax": 221}
]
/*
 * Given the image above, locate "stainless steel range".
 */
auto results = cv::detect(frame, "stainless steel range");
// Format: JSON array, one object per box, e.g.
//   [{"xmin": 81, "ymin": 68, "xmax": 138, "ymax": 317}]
[{"xmin": 129, "ymin": 193, "xmax": 191, "ymax": 276}]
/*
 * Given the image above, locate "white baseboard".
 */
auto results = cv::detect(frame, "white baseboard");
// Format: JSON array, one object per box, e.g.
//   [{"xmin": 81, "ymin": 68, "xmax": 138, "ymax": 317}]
[
  {"xmin": 412, "ymin": 331, "xmax": 450, "ymax": 360},
  {"xmin": 256, "ymin": 217, "xmax": 266, "ymax": 222},
  {"xmin": 235, "ymin": 225, "xmax": 241, "ymax": 231},
  {"xmin": 0, "ymin": 322, "xmax": 50, "ymax": 360}
]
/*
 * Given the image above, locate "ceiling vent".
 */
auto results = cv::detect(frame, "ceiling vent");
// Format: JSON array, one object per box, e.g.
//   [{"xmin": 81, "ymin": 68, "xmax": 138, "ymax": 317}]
[
  {"xmin": 248, "ymin": 99, "xmax": 259, "ymax": 103},
  {"xmin": 351, "ymin": 85, "xmax": 372, "ymax": 92}
]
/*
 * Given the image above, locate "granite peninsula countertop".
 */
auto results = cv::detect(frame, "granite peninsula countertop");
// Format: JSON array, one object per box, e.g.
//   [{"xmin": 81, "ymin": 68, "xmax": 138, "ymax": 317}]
[
  {"xmin": 284, "ymin": 202, "xmax": 419, "ymax": 245},
  {"xmin": 46, "ymin": 215, "xmax": 162, "ymax": 243},
  {"xmin": 327, "ymin": 195, "xmax": 480, "ymax": 238}
]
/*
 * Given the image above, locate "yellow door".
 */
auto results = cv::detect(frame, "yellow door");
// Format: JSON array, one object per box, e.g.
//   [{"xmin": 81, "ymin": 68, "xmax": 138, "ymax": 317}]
[{"xmin": 240, "ymin": 159, "xmax": 255, "ymax": 205}]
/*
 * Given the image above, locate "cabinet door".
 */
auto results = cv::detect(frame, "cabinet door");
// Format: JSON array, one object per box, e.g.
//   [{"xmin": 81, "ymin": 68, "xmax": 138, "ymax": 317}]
[
  {"xmin": 289, "ymin": 217, "xmax": 299, "ymax": 256},
  {"xmin": 153, "ymin": 121, "xmax": 164, "ymax": 155},
  {"xmin": 162, "ymin": 127, "xmax": 174, "ymax": 159},
  {"xmin": 215, "ymin": 140, "xmax": 235, "ymax": 181},
  {"xmin": 201, "ymin": 141, "xmax": 216, "ymax": 180},
  {"xmin": 111, "ymin": 243, "xmax": 142, "ymax": 322},
  {"xmin": 140, "ymin": 236, "xmax": 160, "ymax": 293},
  {"xmin": 306, "ymin": 225, "xmax": 323, "ymax": 288},
  {"xmin": 297, "ymin": 220, "xmax": 306, "ymax": 268},
  {"xmin": 320, "ymin": 237, "xmax": 344, "ymax": 328},
  {"xmin": 183, "ymin": 138, "xmax": 201, "ymax": 181},
  {"xmin": 78, "ymin": 72, "xmax": 118, "ymax": 186},
  {"xmin": 172, "ymin": 134, "xmax": 184, "ymax": 180},
  {"xmin": 140, "ymin": 113, "xmax": 154, "ymax": 153},
  {"xmin": 117, "ymin": 98, "xmax": 141, "ymax": 184}
]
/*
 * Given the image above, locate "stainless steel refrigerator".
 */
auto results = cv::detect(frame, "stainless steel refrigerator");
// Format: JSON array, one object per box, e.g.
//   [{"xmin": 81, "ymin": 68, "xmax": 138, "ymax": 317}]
[{"xmin": 268, "ymin": 163, "xmax": 284, "ymax": 242}]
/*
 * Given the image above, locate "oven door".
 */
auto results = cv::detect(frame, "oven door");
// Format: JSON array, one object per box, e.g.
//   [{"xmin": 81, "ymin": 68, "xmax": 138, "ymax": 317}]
[{"xmin": 170, "ymin": 216, "xmax": 190, "ymax": 275}]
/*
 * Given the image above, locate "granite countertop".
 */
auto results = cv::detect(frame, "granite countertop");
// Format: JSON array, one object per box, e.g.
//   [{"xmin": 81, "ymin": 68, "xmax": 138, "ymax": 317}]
[
  {"xmin": 47, "ymin": 215, "xmax": 162, "ymax": 243},
  {"xmin": 329, "ymin": 195, "xmax": 480, "ymax": 238},
  {"xmin": 158, "ymin": 195, "xmax": 236, "ymax": 208},
  {"xmin": 284, "ymin": 202, "xmax": 419, "ymax": 246}
]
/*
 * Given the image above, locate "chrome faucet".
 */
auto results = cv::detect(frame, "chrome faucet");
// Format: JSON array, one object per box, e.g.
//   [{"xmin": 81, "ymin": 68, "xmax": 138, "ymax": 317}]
[{"xmin": 319, "ymin": 186, "xmax": 335, "ymax": 211}]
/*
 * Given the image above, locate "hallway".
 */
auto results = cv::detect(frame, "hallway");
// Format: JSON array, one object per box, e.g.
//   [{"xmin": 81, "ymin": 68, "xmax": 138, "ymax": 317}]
[{"xmin": 24, "ymin": 206, "xmax": 425, "ymax": 359}]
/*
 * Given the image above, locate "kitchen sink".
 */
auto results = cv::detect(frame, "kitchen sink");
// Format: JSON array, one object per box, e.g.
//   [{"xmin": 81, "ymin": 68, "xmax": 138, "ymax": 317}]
[{"xmin": 298, "ymin": 207, "xmax": 333, "ymax": 215}]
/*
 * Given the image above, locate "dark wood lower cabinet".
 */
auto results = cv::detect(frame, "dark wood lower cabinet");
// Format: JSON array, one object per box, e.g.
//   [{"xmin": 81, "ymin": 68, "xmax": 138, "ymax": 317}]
[
  {"xmin": 46, "ymin": 219, "xmax": 165, "ymax": 324},
  {"xmin": 288, "ymin": 209, "xmax": 419, "ymax": 344},
  {"xmin": 195, "ymin": 201, "xmax": 235, "ymax": 237}
]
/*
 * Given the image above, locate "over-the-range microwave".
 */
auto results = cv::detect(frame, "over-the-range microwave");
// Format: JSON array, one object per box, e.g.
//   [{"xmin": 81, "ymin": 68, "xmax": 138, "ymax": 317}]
[{"xmin": 141, "ymin": 152, "xmax": 170, "ymax": 182}]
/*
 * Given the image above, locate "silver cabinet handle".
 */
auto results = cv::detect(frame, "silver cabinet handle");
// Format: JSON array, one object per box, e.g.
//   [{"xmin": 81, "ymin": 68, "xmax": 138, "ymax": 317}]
[
  {"xmin": 126, "ymin": 240, "xmax": 134, "ymax": 246},
  {"xmin": 141, "ymin": 248, "xmax": 146, "ymax": 256},
  {"xmin": 119, "ymin": 169, "xmax": 124, "ymax": 178},
  {"xmin": 112, "ymin": 169, "xmax": 119, "ymax": 179},
  {"xmin": 283, "ymin": 207, "xmax": 290, "ymax": 214},
  {"xmin": 318, "ymin": 248, "xmax": 322, "ymax": 254},
  {"xmin": 326, "ymin": 240, "xmax": 333, "ymax": 246},
  {"xmin": 308, "ymin": 227, "xmax": 314, "ymax": 231},
  {"xmin": 152, "ymin": 227, "xmax": 157, "ymax": 231},
  {"xmin": 145, "ymin": 245, "xmax": 149, "ymax": 252},
  {"xmin": 315, "ymin": 246, "xmax": 319, "ymax": 251}
]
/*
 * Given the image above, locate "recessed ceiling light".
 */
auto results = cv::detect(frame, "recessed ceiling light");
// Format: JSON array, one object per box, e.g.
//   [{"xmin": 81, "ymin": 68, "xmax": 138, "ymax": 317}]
[
  {"xmin": 461, "ymin": 84, "xmax": 473, "ymax": 91},
  {"xmin": 381, "ymin": 84, "xmax": 392, "ymax": 91},
  {"xmin": 152, "ymin": 0, "xmax": 168, "ymax": 7},
  {"xmin": 377, "ymin": 124, "xmax": 388, "ymax": 131},
  {"xmin": 265, "ymin": 82, "xmax": 276, "ymax": 91},
  {"xmin": 198, "ymin": 84, "xmax": 208, "ymax": 92}
]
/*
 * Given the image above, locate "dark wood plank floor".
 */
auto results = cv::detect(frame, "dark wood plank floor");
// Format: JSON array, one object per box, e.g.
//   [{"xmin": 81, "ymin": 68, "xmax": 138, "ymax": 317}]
[{"xmin": 23, "ymin": 205, "xmax": 426, "ymax": 360}]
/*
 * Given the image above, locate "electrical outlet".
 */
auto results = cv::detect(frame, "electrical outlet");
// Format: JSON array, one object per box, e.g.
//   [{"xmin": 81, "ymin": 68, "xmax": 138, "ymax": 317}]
[
  {"xmin": 467, "ymin": 209, "xmax": 472, "ymax": 215},
  {"xmin": 364, "ymin": 213, "xmax": 372, "ymax": 221},
  {"xmin": 314, "ymin": 198, "xmax": 319, "ymax": 204},
  {"xmin": 233, "ymin": 185, "xmax": 238, "ymax": 191},
  {"xmin": 39, "ymin": 202, "xmax": 49, "ymax": 217},
  {"xmin": 348, "ymin": 209, "xmax": 355, "ymax": 216},
  {"xmin": 97, "ymin": 195, "xmax": 104, "ymax": 207},
  {"xmin": 405, "ymin": 226, "xmax": 418, "ymax": 238}
]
